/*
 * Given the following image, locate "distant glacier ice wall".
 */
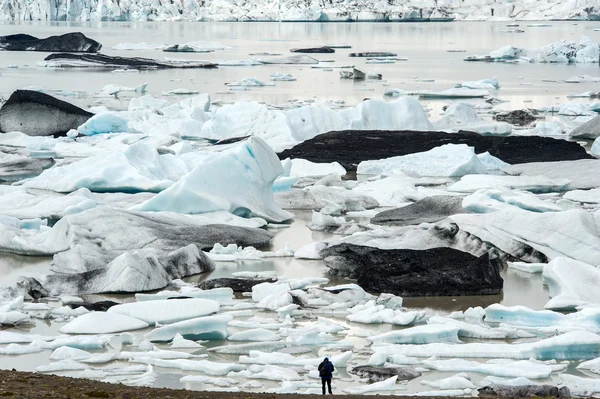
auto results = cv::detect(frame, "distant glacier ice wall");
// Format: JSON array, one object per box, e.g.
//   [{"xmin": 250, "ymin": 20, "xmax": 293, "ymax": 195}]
[{"xmin": 1, "ymin": 0, "xmax": 599, "ymax": 22}]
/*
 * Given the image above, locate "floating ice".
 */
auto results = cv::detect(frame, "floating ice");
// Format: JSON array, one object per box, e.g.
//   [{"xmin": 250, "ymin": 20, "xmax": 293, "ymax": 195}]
[
  {"xmin": 458, "ymin": 77, "xmax": 500, "ymax": 90},
  {"xmin": 560, "ymin": 374, "xmax": 600, "ymax": 396},
  {"xmin": 228, "ymin": 328, "xmax": 280, "ymax": 342},
  {"xmin": 507, "ymin": 261, "xmax": 545, "ymax": 273},
  {"xmin": 144, "ymin": 314, "xmax": 232, "ymax": 342},
  {"xmin": 357, "ymin": 144, "xmax": 488, "ymax": 177},
  {"xmin": 421, "ymin": 374, "xmax": 477, "ymax": 390},
  {"xmin": 22, "ymin": 142, "xmax": 185, "ymax": 193},
  {"xmin": 462, "ymin": 188, "xmax": 563, "ymax": 213},
  {"xmin": 448, "ymin": 175, "xmax": 570, "ymax": 193},
  {"xmin": 370, "ymin": 331, "xmax": 600, "ymax": 360},
  {"xmin": 132, "ymin": 358, "xmax": 245, "ymax": 376},
  {"xmin": 369, "ymin": 325, "xmax": 461, "ymax": 345},
  {"xmin": 564, "ymin": 188, "xmax": 600, "ymax": 204},
  {"xmin": 118, "ymin": 348, "xmax": 198, "ymax": 360},
  {"xmin": 504, "ymin": 160, "xmax": 600, "ymax": 191},
  {"xmin": 77, "ymin": 113, "xmax": 129, "ymax": 136},
  {"xmin": 171, "ymin": 333, "xmax": 203, "ymax": 349},
  {"xmin": 294, "ymin": 242, "xmax": 327, "ymax": 259},
  {"xmin": 283, "ymin": 158, "xmax": 346, "ymax": 177},
  {"xmin": 485, "ymin": 304, "xmax": 600, "ymax": 333},
  {"xmin": 36, "ymin": 359, "xmax": 89, "ymax": 373},
  {"xmin": 136, "ymin": 287, "xmax": 234, "ymax": 305},
  {"xmin": 132, "ymin": 137, "xmax": 294, "ymax": 223},
  {"xmin": 59, "ymin": 312, "xmax": 149, "ymax": 334},
  {"xmin": 108, "ymin": 298, "xmax": 220, "ymax": 324},
  {"xmin": 450, "ymin": 209, "xmax": 600, "ymax": 265},
  {"xmin": 344, "ymin": 376, "xmax": 400, "ymax": 394},
  {"xmin": 49, "ymin": 346, "xmax": 91, "ymax": 361},
  {"xmin": 543, "ymin": 257, "xmax": 600, "ymax": 310}
]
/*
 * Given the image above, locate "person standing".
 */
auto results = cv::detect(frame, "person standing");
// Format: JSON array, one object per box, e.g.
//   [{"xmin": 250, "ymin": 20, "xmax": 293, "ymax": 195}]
[{"xmin": 318, "ymin": 357, "xmax": 334, "ymax": 395}]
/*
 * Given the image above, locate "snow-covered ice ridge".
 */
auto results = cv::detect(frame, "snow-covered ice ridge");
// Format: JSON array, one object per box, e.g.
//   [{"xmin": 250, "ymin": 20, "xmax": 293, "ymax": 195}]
[{"xmin": 2, "ymin": 0, "xmax": 599, "ymax": 22}]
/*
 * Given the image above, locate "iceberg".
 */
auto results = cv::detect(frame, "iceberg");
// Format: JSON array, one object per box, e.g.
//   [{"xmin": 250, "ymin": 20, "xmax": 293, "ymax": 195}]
[
  {"xmin": 370, "ymin": 331, "xmax": 600, "ymax": 361},
  {"xmin": 485, "ymin": 304, "xmax": 600, "ymax": 332},
  {"xmin": 560, "ymin": 374, "xmax": 600, "ymax": 397},
  {"xmin": 43, "ymin": 244, "xmax": 215, "ymax": 294},
  {"xmin": 36, "ymin": 359, "xmax": 89, "ymax": 373},
  {"xmin": 448, "ymin": 175, "xmax": 571, "ymax": 193},
  {"xmin": 144, "ymin": 314, "xmax": 232, "ymax": 342},
  {"xmin": 132, "ymin": 358, "xmax": 245, "ymax": 376},
  {"xmin": 294, "ymin": 242, "xmax": 327, "ymax": 259},
  {"xmin": 45, "ymin": 206, "xmax": 272, "ymax": 273},
  {"xmin": 421, "ymin": 374, "xmax": 477, "ymax": 390},
  {"xmin": 504, "ymin": 160, "xmax": 600, "ymax": 190},
  {"xmin": 368, "ymin": 324, "xmax": 461, "ymax": 345},
  {"xmin": 450, "ymin": 209, "xmax": 600, "ymax": 265},
  {"xmin": 132, "ymin": 137, "xmax": 294, "ymax": 223},
  {"xmin": 108, "ymin": 298, "xmax": 220, "ymax": 324},
  {"xmin": 423, "ymin": 359, "xmax": 554, "ymax": 379},
  {"xmin": 59, "ymin": 312, "xmax": 149, "ymax": 334},
  {"xmin": 228, "ymin": 328, "xmax": 280, "ymax": 342},
  {"xmin": 283, "ymin": 158, "xmax": 346, "ymax": 177},
  {"xmin": 564, "ymin": 188, "xmax": 600, "ymax": 204},
  {"xmin": 462, "ymin": 188, "xmax": 563, "ymax": 213},
  {"xmin": 49, "ymin": 346, "xmax": 91, "ymax": 361},
  {"xmin": 249, "ymin": 364, "xmax": 302, "ymax": 381},
  {"xmin": 22, "ymin": 142, "xmax": 186, "ymax": 193},
  {"xmin": 357, "ymin": 144, "xmax": 489, "ymax": 177},
  {"xmin": 344, "ymin": 376, "xmax": 401, "ymax": 394},
  {"xmin": 77, "ymin": 113, "xmax": 129, "ymax": 136},
  {"xmin": 543, "ymin": 257, "xmax": 600, "ymax": 310}
]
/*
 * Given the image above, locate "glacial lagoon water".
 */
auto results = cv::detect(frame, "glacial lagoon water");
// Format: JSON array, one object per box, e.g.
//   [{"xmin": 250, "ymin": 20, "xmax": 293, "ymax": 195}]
[{"xmin": 0, "ymin": 19, "xmax": 599, "ymax": 394}]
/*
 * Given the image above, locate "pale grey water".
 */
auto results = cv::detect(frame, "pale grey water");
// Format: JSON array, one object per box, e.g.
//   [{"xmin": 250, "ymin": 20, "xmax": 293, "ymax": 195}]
[
  {"xmin": 0, "ymin": 20, "xmax": 592, "ymax": 393},
  {"xmin": 0, "ymin": 20, "xmax": 599, "ymax": 116}
]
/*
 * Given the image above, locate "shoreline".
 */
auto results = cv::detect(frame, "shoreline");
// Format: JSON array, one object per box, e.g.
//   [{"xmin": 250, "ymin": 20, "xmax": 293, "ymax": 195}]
[{"xmin": 0, "ymin": 369, "xmax": 446, "ymax": 399}]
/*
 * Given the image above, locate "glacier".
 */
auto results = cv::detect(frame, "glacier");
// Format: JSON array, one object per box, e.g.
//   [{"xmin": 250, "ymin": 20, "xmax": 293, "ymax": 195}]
[{"xmin": 1, "ymin": 0, "xmax": 598, "ymax": 22}]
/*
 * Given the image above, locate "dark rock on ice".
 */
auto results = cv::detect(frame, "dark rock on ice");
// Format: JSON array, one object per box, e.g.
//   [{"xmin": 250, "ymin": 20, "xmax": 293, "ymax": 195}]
[
  {"xmin": 70, "ymin": 300, "xmax": 119, "ymax": 312},
  {"xmin": 0, "ymin": 32, "xmax": 101, "ymax": 52},
  {"xmin": 494, "ymin": 109, "xmax": 539, "ymax": 126},
  {"xmin": 290, "ymin": 46, "xmax": 335, "ymax": 53},
  {"xmin": 51, "ymin": 207, "xmax": 274, "ymax": 273},
  {"xmin": 197, "ymin": 278, "xmax": 277, "ymax": 292},
  {"xmin": 349, "ymin": 365, "xmax": 421, "ymax": 383},
  {"xmin": 350, "ymin": 52, "xmax": 397, "ymax": 57},
  {"xmin": 372, "ymin": 196, "xmax": 470, "ymax": 226},
  {"xmin": 43, "ymin": 244, "xmax": 216, "ymax": 294},
  {"xmin": 44, "ymin": 53, "xmax": 218, "ymax": 69},
  {"xmin": 16, "ymin": 277, "xmax": 49, "ymax": 300},
  {"xmin": 322, "ymin": 244, "xmax": 503, "ymax": 296},
  {"xmin": 163, "ymin": 44, "xmax": 213, "ymax": 53},
  {"xmin": 278, "ymin": 130, "xmax": 593, "ymax": 171},
  {"xmin": 478, "ymin": 384, "xmax": 570, "ymax": 398},
  {"xmin": 340, "ymin": 68, "xmax": 366, "ymax": 80},
  {"xmin": 0, "ymin": 90, "xmax": 93, "ymax": 136}
]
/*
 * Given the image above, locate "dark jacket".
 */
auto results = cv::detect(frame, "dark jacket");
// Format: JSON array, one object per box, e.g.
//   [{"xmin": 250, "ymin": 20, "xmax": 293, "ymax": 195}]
[{"xmin": 318, "ymin": 360, "xmax": 334, "ymax": 379}]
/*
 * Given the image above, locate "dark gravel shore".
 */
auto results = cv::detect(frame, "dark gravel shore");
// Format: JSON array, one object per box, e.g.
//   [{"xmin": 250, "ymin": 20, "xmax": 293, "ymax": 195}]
[{"xmin": 0, "ymin": 369, "xmax": 444, "ymax": 399}]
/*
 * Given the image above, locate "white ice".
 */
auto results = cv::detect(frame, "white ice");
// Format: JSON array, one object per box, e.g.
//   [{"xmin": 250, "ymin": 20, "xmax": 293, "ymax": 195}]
[
  {"xmin": 108, "ymin": 298, "xmax": 219, "ymax": 324},
  {"xmin": 357, "ymin": 144, "xmax": 489, "ymax": 177},
  {"xmin": 59, "ymin": 312, "xmax": 149, "ymax": 334}
]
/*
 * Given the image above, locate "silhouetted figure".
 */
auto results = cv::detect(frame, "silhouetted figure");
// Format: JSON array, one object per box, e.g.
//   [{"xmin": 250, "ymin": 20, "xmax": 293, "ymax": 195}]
[{"xmin": 318, "ymin": 357, "xmax": 334, "ymax": 395}]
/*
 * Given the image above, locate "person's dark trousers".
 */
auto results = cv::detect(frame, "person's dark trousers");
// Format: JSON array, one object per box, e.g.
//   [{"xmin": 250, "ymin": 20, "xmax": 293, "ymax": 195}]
[{"xmin": 321, "ymin": 378, "xmax": 332, "ymax": 394}]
